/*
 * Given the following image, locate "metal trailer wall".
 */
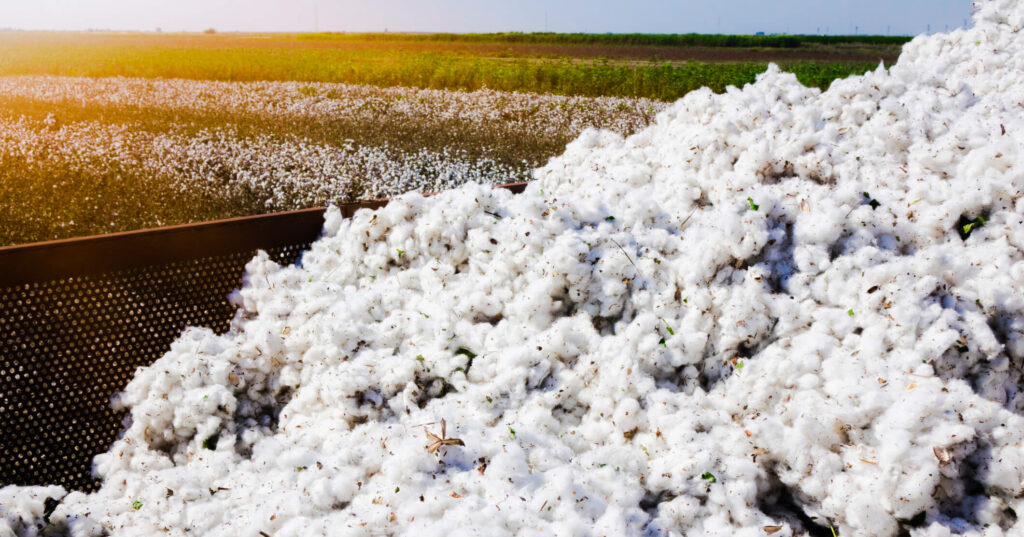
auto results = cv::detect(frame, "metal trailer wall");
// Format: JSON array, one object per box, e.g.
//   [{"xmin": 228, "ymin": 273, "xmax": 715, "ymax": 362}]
[{"xmin": 0, "ymin": 183, "xmax": 525, "ymax": 491}]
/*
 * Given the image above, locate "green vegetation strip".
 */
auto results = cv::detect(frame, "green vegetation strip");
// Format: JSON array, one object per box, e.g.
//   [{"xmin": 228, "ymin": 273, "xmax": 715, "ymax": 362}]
[{"xmin": 0, "ymin": 41, "xmax": 879, "ymax": 100}]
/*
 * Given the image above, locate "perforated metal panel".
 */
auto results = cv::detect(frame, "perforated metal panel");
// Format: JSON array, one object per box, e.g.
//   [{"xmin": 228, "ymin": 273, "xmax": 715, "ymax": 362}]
[
  {"xmin": 0, "ymin": 244, "xmax": 309, "ymax": 491},
  {"xmin": 0, "ymin": 182, "xmax": 526, "ymax": 493}
]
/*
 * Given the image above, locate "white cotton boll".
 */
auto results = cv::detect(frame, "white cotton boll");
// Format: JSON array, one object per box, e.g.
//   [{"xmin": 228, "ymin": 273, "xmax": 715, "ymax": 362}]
[
  {"xmin": 793, "ymin": 200, "xmax": 846, "ymax": 245},
  {"xmin": 838, "ymin": 486, "xmax": 896, "ymax": 537},
  {"xmin": 658, "ymin": 495, "xmax": 704, "ymax": 529},
  {"xmin": 981, "ymin": 440, "xmax": 1024, "ymax": 495},
  {"xmin": 612, "ymin": 397, "xmax": 642, "ymax": 432},
  {"xmin": 0, "ymin": 485, "xmax": 68, "ymax": 533},
  {"xmin": 793, "ymin": 244, "xmax": 831, "ymax": 274}
]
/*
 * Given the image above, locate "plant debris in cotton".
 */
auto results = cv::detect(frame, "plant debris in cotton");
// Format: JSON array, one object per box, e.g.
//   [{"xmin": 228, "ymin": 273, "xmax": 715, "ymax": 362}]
[{"xmin": 4, "ymin": 2, "xmax": 1024, "ymax": 536}]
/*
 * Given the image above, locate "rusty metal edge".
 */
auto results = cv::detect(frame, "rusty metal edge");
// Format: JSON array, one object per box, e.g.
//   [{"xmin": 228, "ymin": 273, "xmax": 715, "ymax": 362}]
[{"xmin": 0, "ymin": 182, "xmax": 528, "ymax": 287}]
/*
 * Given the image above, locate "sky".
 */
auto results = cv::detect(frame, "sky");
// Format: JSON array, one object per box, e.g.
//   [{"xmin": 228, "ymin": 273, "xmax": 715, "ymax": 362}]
[{"xmin": 0, "ymin": 0, "xmax": 973, "ymax": 36}]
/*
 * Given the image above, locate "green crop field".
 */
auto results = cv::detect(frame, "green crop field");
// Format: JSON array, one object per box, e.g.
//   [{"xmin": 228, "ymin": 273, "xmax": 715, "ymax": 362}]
[{"xmin": 0, "ymin": 31, "xmax": 897, "ymax": 100}]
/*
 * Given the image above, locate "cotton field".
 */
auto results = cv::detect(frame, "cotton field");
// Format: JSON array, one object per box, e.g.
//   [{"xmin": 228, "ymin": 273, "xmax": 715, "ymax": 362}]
[
  {"xmin": 0, "ymin": 77, "xmax": 665, "ymax": 244},
  {"xmin": 0, "ymin": 117, "xmax": 526, "ymax": 208},
  {"xmin": 0, "ymin": 76, "xmax": 665, "ymax": 142},
  {"xmin": 4, "ymin": 1, "xmax": 1024, "ymax": 537}
]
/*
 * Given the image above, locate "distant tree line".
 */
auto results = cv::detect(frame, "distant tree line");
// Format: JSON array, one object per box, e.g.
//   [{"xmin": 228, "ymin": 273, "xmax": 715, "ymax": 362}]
[{"xmin": 295, "ymin": 32, "xmax": 913, "ymax": 48}]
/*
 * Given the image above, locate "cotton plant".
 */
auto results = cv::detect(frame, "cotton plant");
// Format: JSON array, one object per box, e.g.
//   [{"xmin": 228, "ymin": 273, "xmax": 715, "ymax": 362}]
[
  {"xmin": 0, "ymin": 76, "xmax": 666, "ymax": 141},
  {"xmin": 0, "ymin": 117, "xmax": 526, "ymax": 209}
]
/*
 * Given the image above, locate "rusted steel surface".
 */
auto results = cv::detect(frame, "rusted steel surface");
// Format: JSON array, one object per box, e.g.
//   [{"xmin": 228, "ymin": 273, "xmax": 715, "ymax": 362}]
[{"xmin": 0, "ymin": 182, "xmax": 526, "ymax": 491}]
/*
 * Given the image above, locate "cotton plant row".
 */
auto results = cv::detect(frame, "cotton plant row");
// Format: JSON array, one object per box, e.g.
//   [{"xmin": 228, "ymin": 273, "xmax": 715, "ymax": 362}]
[
  {"xmin": 5, "ymin": 2, "xmax": 1024, "ymax": 537},
  {"xmin": 0, "ymin": 116, "xmax": 528, "ymax": 209},
  {"xmin": 147, "ymin": 129, "xmax": 529, "ymax": 206},
  {"xmin": 0, "ymin": 76, "xmax": 667, "ymax": 139}
]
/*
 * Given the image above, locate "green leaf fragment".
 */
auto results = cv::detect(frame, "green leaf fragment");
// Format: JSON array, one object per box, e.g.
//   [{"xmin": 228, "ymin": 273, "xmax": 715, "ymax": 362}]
[
  {"xmin": 735, "ymin": 360, "xmax": 744, "ymax": 370},
  {"xmin": 201, "ymin": 434, "xmax": 218, "ymax": 450},
  {"xmin": 659, "ymin": 338, "xmax": 666, "ymax": 347},
  {"xmin": 958, "ymin": 215, "xmax": 987, "ymax": 239},
  {"xmin": 396, "ymin": 249, "xmax": 405, "ymax": 258},
  {"xmin": 862, "ymin": 192, "xmax": 881, "ymax": 210},
  {"xmin": 605, "ymin": 216, "xmax": 615, "ymax": 222},
  {"xmin": 746, "ymin": 197, "xmax": 759, "ymax": 211},
  {"xmin": 701, "ymin": 472, "xmax": 717, "ymax": 483},
  {"xmin": 132, "ymin": 500, "xmax": 143, "ymax": 510},
  {"xmin": 508, "ymin": 427, "xmax": 516, "ymax": 439},
  {"xmin": 455, "ymin": 348, "xmax": 477, "ymax": 359},
  {"xmin": 847, "ymin": 309, "xmax": 855, "ymax": 317}
]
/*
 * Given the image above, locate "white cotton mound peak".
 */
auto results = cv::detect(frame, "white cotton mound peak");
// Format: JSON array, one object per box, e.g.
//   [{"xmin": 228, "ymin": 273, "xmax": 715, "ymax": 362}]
[{"xmin": 5, "ymin": 2, "xmax": 1024, "ymax": 536}]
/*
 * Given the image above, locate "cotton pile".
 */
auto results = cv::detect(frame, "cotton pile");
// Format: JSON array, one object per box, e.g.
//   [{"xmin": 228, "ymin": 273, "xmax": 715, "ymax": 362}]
[{"xmin": 4, "ymin": 1, "xmax": 1024, "ymax": 536}]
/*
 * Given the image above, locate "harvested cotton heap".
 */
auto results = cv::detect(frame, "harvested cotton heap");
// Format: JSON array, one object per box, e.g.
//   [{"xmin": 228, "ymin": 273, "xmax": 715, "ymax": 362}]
[{"xmin": 4, "ymin": 1, "xmax": 1024, "ymax": 536}]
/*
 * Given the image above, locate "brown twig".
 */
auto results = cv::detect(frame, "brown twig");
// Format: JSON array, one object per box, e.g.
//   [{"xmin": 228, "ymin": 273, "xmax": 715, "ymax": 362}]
[
  {"xmin": 424, "ymin": 419, "xmax": 464, "ymax": 454},
  {"xmin": 607, "ymin": 237, "xmax": 641, "ymax": 277}
]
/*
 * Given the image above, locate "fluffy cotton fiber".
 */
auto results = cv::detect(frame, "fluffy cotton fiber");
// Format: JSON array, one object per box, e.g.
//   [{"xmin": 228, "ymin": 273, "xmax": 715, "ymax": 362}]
[{"xmin": 5, "ymin": 2, "xmax": 1024, "ymax": 536}]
